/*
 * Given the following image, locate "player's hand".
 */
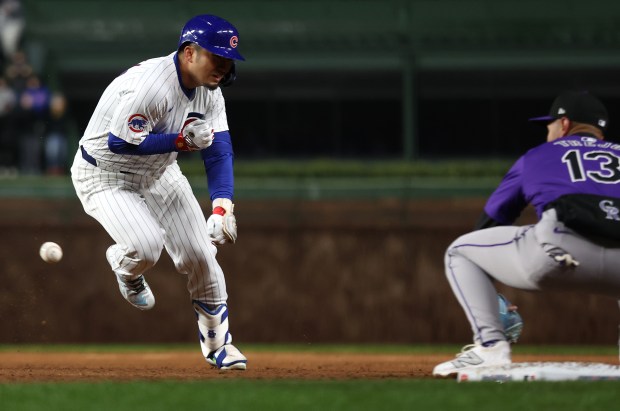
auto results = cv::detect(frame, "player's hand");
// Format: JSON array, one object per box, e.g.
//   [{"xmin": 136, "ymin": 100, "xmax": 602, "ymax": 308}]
[
  {"xmin": 207, "ymin": 198, "xmax": 237, "ymax": 244},
  {"xmin": 175, "ymin": 119, "xmax": 214, "ymax": 151}
]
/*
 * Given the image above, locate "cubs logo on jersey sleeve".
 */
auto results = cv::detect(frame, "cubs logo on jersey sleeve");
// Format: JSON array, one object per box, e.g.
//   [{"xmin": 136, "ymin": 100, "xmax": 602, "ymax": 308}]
[{"xmin": 127, "ymin": 114, "xmax": 150, "ymax": 133}]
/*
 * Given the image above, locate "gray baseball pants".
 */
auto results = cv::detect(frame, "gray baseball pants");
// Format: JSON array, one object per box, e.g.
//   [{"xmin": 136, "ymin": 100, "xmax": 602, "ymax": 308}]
[{"xmin": 446, "ymin": 209, "xmax": 620, "ymax": 344}]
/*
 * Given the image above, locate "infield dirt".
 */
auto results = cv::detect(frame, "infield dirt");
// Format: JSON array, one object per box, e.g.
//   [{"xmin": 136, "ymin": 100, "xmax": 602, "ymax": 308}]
[{"xmin": 0, "ymin": 351, "xmax": 616, "ymax": 382}]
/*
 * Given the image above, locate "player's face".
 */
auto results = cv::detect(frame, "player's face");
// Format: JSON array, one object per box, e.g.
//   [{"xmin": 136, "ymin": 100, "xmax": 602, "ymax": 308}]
[
  {"xmin": 191, "ymin": 48, "xmax": 233, "ymax": 90},
  {"xmin": 546, "ymin": 118, "xmax": 568, "ymax": 142},
  {"xmin": 546, "ymin": 119, "xmax": 562, "ymax": 142}
]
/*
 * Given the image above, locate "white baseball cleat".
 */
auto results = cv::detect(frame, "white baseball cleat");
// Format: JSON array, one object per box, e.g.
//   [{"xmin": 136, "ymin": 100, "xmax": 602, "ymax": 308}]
[
  {"xmin": 432, "ymin": 340, "xmax": 511, "ymax": 377},
  {"xmin": 206, "ymin": 343, "xmax": 247, "ymax": 370},
  {"xmin": 115, "ymin": 274, "xmax": 155, "ymax": 310}
]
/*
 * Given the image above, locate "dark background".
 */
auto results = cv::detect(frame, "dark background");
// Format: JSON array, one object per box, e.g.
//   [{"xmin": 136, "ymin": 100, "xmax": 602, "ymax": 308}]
[
  {"xmin": 3, "ymin": 1, "xmax": 620, "ymax": 346},
  {"xmin": 18, "ymin": 0, "xmax": 620, "ymax": 162},
  {"xmin": 63, "ymin": 69, "xmax": 620, "ymax": 159}
]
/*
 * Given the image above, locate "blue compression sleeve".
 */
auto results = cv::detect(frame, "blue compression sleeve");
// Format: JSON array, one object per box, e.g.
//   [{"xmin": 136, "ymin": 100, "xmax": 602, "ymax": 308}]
[
  {"xmin": 201, "ymin": 131, "xmax": 234, "ymax": 201},
  {"xmin": 108, "ymin": 132, "xmax": 178, "ymax": 154}
]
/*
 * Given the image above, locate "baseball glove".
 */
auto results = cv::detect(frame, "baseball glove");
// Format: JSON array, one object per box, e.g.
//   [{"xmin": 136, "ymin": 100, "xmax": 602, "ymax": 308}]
[{"xmin": 498, "ymin": 293, "xmax": 523, "ymax": 343}]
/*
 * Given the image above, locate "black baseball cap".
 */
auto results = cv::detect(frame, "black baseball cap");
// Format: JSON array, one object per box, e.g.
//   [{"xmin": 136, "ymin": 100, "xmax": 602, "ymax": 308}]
[{"xmin": 529, "ymin": 90, "xmax": 609, "ymax": 130}]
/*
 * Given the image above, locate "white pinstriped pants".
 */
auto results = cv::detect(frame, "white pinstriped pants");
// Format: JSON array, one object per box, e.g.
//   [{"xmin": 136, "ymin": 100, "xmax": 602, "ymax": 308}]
[{"xmin": 71, "ymin": 152, "xmax": 227, "ymax": 306}]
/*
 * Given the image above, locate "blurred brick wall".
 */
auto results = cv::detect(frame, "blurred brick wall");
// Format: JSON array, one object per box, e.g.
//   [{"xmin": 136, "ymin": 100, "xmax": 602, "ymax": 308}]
[{"xmin": 1, "ymin": 198, "xmax": 617, "ymax": 345}]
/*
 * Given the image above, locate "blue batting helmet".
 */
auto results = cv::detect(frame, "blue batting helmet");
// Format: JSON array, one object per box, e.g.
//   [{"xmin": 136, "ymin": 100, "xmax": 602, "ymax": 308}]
[{"xmin": 178, "ymin": 15, "xmax": 245, "ymax": 61}]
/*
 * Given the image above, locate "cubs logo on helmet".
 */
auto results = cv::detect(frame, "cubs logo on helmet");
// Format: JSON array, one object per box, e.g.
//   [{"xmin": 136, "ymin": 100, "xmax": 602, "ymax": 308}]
[
  {"xmin": 178, "ymin": 14, "xmax": 245, "ymax": 61},
  {"xmin": 127, "ymin": 114, "xmax": 149, "ymax": 133}
]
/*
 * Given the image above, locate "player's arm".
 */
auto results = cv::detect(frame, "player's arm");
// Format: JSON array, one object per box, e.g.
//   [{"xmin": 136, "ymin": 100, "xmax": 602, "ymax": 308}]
[
  {"xmin": 108, "ymin": 83, "xmax": 213, "ymax": 153},
  {"xmin": 475, "ymin": 156, "xmax": 528, "ymax": 229},
  {"xmin": 107, "ymin": 118, "xmax": 214, "ymax": 154},
  {"xmin": 202, "ymin": 131, "xmax": 234, "ymax": 199},
  {"xmin": 202, "ymin": 131, "xmax": 237, "ymax": 244},
  {"xmin": 108, "ymin": 132, "xmax": 177, "ymax": 154}
]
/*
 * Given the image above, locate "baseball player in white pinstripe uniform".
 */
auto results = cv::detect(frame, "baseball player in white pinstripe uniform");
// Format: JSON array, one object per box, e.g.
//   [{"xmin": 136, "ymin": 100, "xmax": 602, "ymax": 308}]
[{"xmin": 70, "ymin": 15, "xmax": 247, "ymax": 370}]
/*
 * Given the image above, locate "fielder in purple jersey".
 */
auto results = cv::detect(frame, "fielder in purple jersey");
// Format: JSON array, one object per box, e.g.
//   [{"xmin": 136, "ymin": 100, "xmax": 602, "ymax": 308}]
[
  {"xmin": 433, "ymin": 91, "xmax": 620, "ymax": 377},
  {"xmin": 70, "ymin": 15, "xmax": 247, "ymax": 370}
]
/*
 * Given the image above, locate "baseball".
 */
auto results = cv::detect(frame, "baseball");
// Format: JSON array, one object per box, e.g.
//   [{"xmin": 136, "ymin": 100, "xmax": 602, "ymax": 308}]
[{"xmin": 39, "ymin": 242, "xmax": 63, "ymax": 263}]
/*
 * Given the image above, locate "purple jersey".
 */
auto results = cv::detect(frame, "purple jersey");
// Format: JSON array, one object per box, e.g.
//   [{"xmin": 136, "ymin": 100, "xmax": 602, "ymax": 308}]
[{"xmin": 485, "ymin": 134, "xmax": 620, "ymax": 224}]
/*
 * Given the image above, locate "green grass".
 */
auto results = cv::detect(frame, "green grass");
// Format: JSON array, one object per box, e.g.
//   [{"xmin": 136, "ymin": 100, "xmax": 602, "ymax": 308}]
[
  {"xmin": 0, "ymin": 174, "xmax": 501, "ymax": 199},
  {"xmin": 0, "ymin": 159, "xmax": 511, "ymax": 199},
  {"xmin": 1, "ymin": 344, "xmax": 619, "ymax": 411},
  {"xmin": 184, "ymin": 158, "xmax": 515, "ymax": 179},
  {"xmin": 0, "ymin": 343, "xmax": 617, "ymax": 355},
  {"xmin": 2, "ymin": 379, "xmax": 620, "ymax": 411}
]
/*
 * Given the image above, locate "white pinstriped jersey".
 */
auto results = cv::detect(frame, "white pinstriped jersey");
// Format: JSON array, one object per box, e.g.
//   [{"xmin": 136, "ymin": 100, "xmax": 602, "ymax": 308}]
[{"xmin": 79, "ymin": 52, "xmax": 229, "ymax": 176}]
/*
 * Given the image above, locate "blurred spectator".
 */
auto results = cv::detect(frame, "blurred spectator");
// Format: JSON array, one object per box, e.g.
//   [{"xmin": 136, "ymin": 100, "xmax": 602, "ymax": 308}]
[
  {"xmin": 44, "ymin": 93, "xmax": 69, "ymax": 175},
  {"xmin": 17, "ymin": 74, "xmax": 50, "ymax": 174},
  {"xmin": 4, "ymin": 49, "xmax": 33, "ymax": 91},
  {"xmin": 0, "ymin": 75, "xmax": 16, "ymax": 167},
  {"xmin": 0, "ymin": 28, "xmax": 72, "ymax": 175},
  {"xmin": 0, "ymin": 0, "xmax": 24, "ymax": 63},
  {"xmin": 19, "ymin": 74, "xmax": 50, "ymax": 114},
  {"xmin": 0, "ymin": 76, "xmax": 14, "ymax": 113}
]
